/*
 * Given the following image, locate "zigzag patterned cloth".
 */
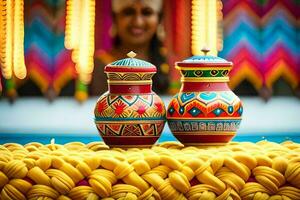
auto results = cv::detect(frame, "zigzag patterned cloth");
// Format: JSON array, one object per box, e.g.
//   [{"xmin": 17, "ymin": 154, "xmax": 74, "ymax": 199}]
[
  {"xmin": 24, "ymin": 0, "xmax": 76, "ymax": 94},
  {"xmin": 0, "ymin": 141, "xmax": 299, "ymax": 199},
  {"xmin": 220, "ymin": 0, "xmax": 300, "ymax": 91}
]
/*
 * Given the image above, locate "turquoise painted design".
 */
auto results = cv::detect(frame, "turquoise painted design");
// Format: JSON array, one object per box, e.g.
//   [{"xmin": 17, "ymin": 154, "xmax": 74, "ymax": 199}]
[
  {"xmin": 167, "ymin": 91, "xmax": 243, "ymax": 118},
  {"xmin": 213, "ymin": 108, "xmax": 224, "ymax": 116},
  {"xmin": 228, "ymin": 106, "xmax": 234, "ymax": 114},
  {"xmin": 168, "ymin": 106, "xmax": 175, "ymax": 115},
  {"xmin": 179, "ymin": 106, "xmax": 185, "ymax": 115},
  {"xmin": 109, "ymin": 58, "xmax": 154, "ymax": 68},
  {"xmin": 182, "ymin": 55, "xmax": 230, "ymax": 63},
  {"xmin": 180, "ymin": 92, "xmax": 195, "ymax": 103},
  {"xmin": 238, "ymin": 107, "xmax": 243, "ymax": 115},
  {"xmin": 220, "ymin": 91, "xmax": 235, "ymax": 102},
  {"xmin": 199, "ymin": 92, "xmax": 217, "ymax": 101},
  {"xmin": 188, "ymin": 107, "xmax": 202, "ymax": 117}
]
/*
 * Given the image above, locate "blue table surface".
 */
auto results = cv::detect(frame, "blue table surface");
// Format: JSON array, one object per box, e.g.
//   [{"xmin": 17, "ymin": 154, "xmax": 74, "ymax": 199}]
[
  {"xmin": 1, "ymin": 97, "xmax": 300, "ymax": 144},
  {"xmin": 0, "ymin": 132, "xmax": 299, "ymax": 145}
]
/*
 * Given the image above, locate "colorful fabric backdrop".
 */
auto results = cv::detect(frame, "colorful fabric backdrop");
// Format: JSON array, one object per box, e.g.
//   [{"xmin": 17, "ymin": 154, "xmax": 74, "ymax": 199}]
[
  {"xmin": 1, "ymin": 0, "xmax": 299, "ymax": 96},
  {"xmin": 219, "ymin": 0, "xmax": 300, "ymax": 92},
  {"xmin": 23, "ymin": 0, "xmax": 76, "ymax": 94}
]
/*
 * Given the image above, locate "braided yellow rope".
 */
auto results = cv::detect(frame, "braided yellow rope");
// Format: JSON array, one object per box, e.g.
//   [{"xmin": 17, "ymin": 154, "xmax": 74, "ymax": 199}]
[{"xmin": 0, "ymin": 141, "xmax": 300, "ymax": 200}]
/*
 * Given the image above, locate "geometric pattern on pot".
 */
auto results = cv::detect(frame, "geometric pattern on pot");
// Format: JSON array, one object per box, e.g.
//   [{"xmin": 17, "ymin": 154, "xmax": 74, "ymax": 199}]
[
  {"xmin": 107, "ymin": 72, "xmax": 154, "ymax": 81},
  {"xmin": 181, "ymin": 69, "xmax": 229, "ymax": 78},
  {"xmin": 167, "ymin": 119, "xmax": 241, "ymax": 133},
  {"xmin": 96, "ymin": 122, "xmax": 165, "ymax": 136},
  {"xmin": 95, "ymin": 92, "xmax": 166, "ymax": 120},
  {"xmin": 167, "ymin": 91, "xmax": 243, "ymax": 118}
]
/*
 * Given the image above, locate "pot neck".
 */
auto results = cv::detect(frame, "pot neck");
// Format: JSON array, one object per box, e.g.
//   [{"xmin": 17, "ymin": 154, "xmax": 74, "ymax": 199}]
[
  {"xmin": 108, "ymin": 84, "xmax": 152, "ymax": 95},
  {"xmin": 180, "ymin": 82, "xmax": 230, "ymax": 92},
  {"xmin": 106, "ymin": 72, "xmax": 154, "ymax": 94}
]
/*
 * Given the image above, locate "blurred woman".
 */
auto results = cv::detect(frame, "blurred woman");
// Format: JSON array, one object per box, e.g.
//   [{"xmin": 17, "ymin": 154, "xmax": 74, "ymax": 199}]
[{"xmin": 90, "ymin": 0, "xmax": 169, "ymax": 95}]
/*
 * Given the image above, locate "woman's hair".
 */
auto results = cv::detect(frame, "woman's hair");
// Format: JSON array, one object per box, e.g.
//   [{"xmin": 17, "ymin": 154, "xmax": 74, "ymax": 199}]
[
  {"xmin": 112, "ymin": 0, "xmax": 162, "ymax": 14},
  {"xmin": 148, "ymin": 34, "xmax": 169, "ymax": 94}
]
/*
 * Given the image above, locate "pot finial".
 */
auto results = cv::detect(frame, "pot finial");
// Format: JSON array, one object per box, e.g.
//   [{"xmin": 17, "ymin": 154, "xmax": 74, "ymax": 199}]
[
  {"xmin": 127, "ymin": 51, "xmax": 137, "ymax": 58},
  {"xmin": 201, "ymin": 46, "xmax": 210, "ymax": 55}
]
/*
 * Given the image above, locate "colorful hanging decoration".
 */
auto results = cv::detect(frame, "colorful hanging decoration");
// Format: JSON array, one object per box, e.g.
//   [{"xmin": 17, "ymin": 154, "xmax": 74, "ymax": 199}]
[
  {"xmin": 65, "ymin": 0, "xmax": 95, "ymax": 101},
  {"xmin": 0, "ymin": 0, "xmax": 26, "ymax": 97},
  {"xmin": 191, "ymin": 0, "xmax": 223, "ymax": 56},
  {"xmin": 163, "ymin": 0, "xmax": 191, "ymax": 94},
  {"xmin": 219, "ymin": 0, "xmax": 300, "ymax": 94},
  {"xmin": 24, "ymin": 0, "xmax": 76, "ymax": 97}
]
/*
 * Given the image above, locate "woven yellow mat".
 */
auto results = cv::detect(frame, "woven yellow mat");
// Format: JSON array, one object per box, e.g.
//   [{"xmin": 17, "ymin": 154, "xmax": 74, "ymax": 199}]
[{"xmin": 0, "ymin": 140, "xmax": 300, "ymax": 200}]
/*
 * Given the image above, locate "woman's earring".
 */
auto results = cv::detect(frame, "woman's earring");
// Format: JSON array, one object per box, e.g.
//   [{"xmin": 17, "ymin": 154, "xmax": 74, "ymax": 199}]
[
  {"xmin": 109, "ymin": 24, "xmax": 117, "ymax": 38},
  {"xmin": 157, "ymin": 23, "xmax": 165, "ymax": 41}
]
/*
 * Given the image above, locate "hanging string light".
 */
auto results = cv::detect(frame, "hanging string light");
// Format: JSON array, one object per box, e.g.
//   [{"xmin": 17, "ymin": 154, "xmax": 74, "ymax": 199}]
[
  {"xmin": 65, "ymin": 0, "xmax": 81, "ymax": 51},
  {"xmin": 0, "ymin": 0, "xmax": 13, "ymax": 79},
  {"xmin": 0, "ymin": 0, "xmax": 26, "ymax": 80},
  {"xmin": 65, "ymin": 0, "xmax": 95, "ymax": 101},
  {"xmin": 77, "ymin": 0, "xmax": 95, "ymax": 84},
  {"xmin": 191, "ymin": 0, "xmax": 223, "ymax": 56}
]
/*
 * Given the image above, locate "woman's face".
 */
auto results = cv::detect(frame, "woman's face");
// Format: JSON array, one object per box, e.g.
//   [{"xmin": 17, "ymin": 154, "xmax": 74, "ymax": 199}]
[{"xmin": 114, "ymin": 2, "xmax": 159, "ymax": 47}]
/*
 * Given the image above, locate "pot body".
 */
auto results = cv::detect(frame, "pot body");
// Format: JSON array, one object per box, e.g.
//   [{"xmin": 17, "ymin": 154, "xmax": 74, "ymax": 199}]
[
  {"xmin": 95, "ymin": 92, "xmax": 166, "ymax": 148},
  {"xmin": 167, "ymin": 58, "xmax": 243, "ymax": 145}
]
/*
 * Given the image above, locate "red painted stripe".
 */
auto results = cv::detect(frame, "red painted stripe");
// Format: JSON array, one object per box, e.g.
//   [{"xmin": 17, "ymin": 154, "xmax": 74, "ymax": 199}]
[
  {"xmin": 105, "ymin": 66, "xmax": 156, "ymax": 73},
  {"xmin": 181, "ymin": 82, "xmax": 231, "ymax": 92},
  {"xmin": 176, "ymin": 62, "xmax": 232, "ymax": 68},
  {"xmin": 109, "ymin": 84, "xmax": 152, "ymax": 94},
  {"xmin": 174, "ymin": 134, "xmax": 234, "ymax": 144},
  {"xmin": 102, "ymin": 136, "xmax": 159, "ymax": 146}
]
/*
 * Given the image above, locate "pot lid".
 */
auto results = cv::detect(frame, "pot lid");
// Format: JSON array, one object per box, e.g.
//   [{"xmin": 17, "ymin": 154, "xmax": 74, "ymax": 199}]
[
  {"xmin": 176, "ymin": 48, "xmax": 232, "ymax": 68},
  {"xmin": 105, "ymin": 51, "xmax": 157, "ymax": 73}
]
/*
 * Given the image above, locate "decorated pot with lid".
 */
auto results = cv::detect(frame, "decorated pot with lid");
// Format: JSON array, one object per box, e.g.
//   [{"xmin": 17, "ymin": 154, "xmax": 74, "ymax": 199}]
[
  {"xmin": 166, "ymin": 49, "xmax": 243, "ymax": 145},
  {"xmin": 94, "ymin": 51, "xmax": 166, "ymax": 148}
]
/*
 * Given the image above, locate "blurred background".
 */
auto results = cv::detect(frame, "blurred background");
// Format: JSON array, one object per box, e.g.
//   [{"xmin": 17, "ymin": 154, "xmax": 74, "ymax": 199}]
[
  {"xmin": 0, "ymin": 0, "xmax": 300, "ymax": 143},
  {"xmin": 0, "ymin": 0, "xmax": 299, "ymax": 99}
]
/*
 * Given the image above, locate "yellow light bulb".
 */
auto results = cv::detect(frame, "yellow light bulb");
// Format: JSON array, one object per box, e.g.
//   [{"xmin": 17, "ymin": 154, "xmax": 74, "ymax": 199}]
[
  {"xmin": 65, "ymin": 0, "xmax": 95, "ymax": 85},
  {"xmin": 13, "ymin": 0, "xmax": 27, "ymax": 79},
  {"xmin": 0, "ymin": 0, "xmax": 26, "ymax": 80},
  {"xmin": 191, "ymin": 0, "xmax": 223, "ymax": 56}
]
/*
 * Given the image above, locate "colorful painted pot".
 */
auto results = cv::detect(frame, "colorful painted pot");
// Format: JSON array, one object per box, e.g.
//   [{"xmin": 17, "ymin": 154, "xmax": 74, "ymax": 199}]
[
  {"xmin": 94, "ymin": 51, "xmax": 166, "ymax": 148},
  {"xmin": 167, "ymin": 49, "xmax": 243, "ymax": 145}
]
